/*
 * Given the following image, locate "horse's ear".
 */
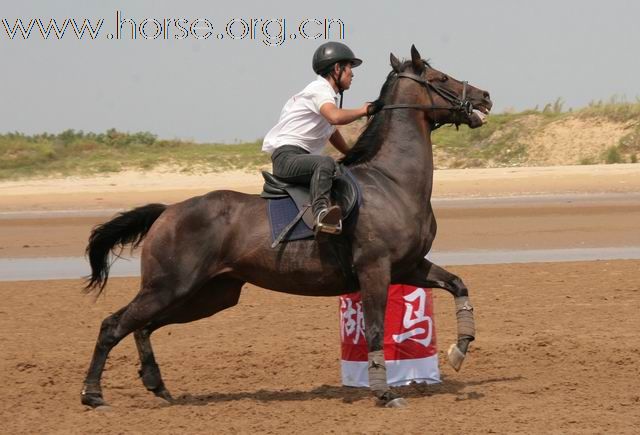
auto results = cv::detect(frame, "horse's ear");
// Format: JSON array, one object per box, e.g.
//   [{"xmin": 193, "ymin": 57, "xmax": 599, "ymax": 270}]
[
  {"xmin": 390, "ymin": 53, "xmax": 401, "ymax": 72},
  {"xmin": 410, "ymin": 44, "xmax": 424, "ymax": 74}
]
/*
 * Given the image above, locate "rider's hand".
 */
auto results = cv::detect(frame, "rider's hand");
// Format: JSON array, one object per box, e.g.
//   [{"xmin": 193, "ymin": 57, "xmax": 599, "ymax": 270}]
[{"xmin": 366, "ymin": 99, "xmax": 384, "ymax": 116}]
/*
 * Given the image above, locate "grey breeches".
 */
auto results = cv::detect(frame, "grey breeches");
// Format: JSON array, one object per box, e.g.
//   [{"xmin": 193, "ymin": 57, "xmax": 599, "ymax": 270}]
[{"xmin": 271, "ymin": 145, "xmax": 337, "ymax": 217}]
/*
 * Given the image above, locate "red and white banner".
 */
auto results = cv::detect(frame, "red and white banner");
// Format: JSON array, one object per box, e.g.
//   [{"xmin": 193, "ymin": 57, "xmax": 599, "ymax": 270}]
[{"xmin": 339, "ymin": 285, "xmax": 440, "ymax": 387}]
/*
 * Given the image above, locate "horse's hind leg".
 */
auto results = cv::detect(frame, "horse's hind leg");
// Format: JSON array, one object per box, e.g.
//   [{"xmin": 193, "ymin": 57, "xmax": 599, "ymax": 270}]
[
  {"xmin": 404, "ymin": 258, "xmax": 476, "ymax": 371},
  {"xmin": 134, "ymin": 276, "xmax": 243, "ymax": 402},
  {"xmin": 81, "ymin": 283, "xmax": 194, "ymax": 408},
  {"xmin": 81, "ymin": 306, "xmax": 128, "ymax": 407},
  {"xmin": 133, "ymin": 328, "xmax": 171, "ymax": 402}
]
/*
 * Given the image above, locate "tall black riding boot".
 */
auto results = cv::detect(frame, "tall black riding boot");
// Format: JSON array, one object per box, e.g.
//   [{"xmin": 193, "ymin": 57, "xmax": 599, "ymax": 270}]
[{"xmin": 310, "ymin": 159, "xmax": 342, "ymax": 235}]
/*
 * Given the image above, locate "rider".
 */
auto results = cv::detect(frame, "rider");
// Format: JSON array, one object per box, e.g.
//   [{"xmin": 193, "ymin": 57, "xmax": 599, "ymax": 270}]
[{"xmin": 262, "ymin": 42, "xmax": 374, "ymax": 235}]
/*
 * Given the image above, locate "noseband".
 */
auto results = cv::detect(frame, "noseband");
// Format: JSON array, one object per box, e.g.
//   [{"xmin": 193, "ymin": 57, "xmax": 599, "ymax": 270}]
[{"xmin": 382, "ymin": 67, "xmax": 474, "ymax": 130}]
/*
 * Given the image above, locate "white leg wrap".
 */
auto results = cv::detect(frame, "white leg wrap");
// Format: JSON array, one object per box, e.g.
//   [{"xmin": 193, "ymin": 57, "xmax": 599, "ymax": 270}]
[
  {"xmin": 367, "ymin": 350, "xmax": 388, "ymax": 394},
  {"xmin": 454, "ymin": 296, "xmax": 476, "ymax": 338}
]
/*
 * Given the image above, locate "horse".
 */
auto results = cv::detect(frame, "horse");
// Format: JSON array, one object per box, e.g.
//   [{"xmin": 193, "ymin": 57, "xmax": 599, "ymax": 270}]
[{"xmin": 81, "ymin": 45, "xmax": 492, "ymax": 408}]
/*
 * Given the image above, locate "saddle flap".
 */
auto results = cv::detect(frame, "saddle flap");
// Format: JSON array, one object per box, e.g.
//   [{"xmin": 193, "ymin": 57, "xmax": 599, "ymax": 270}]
[{"xmin": 262, "ymin": 165, "xmax": 361, "ymax": 235}]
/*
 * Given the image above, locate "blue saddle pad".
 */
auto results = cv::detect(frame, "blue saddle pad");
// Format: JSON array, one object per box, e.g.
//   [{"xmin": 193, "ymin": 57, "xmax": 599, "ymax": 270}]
[{"xmin": 267, "ymin": 197, "xmax": 314, "ymax": 242}]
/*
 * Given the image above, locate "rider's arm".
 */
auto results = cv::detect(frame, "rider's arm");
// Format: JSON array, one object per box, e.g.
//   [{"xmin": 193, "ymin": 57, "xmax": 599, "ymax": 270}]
[
  {"xmin": 329, "ymin": 129, "xmax": 350, "ymax": 155},
  {"xmin": 320, "ymin": 102, "xmax": 370, "ymax": 126}
]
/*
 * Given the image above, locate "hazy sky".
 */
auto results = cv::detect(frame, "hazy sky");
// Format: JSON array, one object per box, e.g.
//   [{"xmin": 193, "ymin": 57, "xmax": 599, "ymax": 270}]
[{"xmin": 1, "ymin": 0, "xmax": 639, "ymax": 142}]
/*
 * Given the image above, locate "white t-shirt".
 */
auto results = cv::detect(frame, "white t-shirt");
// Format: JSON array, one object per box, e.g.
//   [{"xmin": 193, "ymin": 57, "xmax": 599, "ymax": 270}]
[{"xmin": 262, "ymin": 75, "xmax": 338, "ymax": 155}]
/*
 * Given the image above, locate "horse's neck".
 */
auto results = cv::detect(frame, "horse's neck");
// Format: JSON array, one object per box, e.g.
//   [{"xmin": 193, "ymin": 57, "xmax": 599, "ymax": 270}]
[{"xmin": 369, "ymin": 110, "xmax": 433, "ymax": 196}]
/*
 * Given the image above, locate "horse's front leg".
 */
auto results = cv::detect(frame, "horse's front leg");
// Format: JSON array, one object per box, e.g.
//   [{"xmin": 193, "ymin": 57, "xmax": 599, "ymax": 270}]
[
  {"xmin": 357, "ymin": 257, "xmax": 407, "ymax": 408},
  {"xmin": 404, "ymin": 258, "xmax": 476, "ymax": 371}
]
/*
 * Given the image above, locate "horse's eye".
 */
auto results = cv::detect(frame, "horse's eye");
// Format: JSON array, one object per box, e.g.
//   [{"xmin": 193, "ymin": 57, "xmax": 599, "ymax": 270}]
[{"xmin": 440, "ymin": 75, "xmax": 449, "ymax": 82}]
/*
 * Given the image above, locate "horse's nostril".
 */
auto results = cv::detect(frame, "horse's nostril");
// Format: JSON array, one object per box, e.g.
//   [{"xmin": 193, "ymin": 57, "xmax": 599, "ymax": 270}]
[{"xmin": 483, "ymin": 91, "xmax": 490, "ymax": 99}]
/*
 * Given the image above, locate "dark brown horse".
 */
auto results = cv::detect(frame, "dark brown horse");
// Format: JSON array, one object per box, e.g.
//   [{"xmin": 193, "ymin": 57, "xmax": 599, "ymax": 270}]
[{"xmin": 82, "ymin": 45, "xmax": 492, "ymax": 408}]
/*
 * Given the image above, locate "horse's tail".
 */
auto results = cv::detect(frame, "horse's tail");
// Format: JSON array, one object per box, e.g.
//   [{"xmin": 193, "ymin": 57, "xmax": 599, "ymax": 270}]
[{"xmin": 84, "ymin": 203, "xmax": 167, "ymax": 295}]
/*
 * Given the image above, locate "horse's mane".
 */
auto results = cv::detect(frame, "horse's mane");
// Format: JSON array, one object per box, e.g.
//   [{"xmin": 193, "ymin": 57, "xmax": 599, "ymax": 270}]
[{"xmin": 340, "ymin": 59, "xmax": 430, "ymax": 166}]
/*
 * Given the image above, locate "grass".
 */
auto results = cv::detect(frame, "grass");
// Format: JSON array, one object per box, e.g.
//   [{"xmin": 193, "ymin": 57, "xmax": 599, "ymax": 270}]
[
  {"xmin": 0, "ymin": 129, "xmax": 269, "ymax": 180},
  {"xmin": 431, "ymin": 99, "xmax": 640, "ymax": 167},
  {"xmin": 578, "ymin": 96, "xmax": 640, "ymax": 123},
  {"xmin": 432, "ymin": 111, "xmax": 543, "ymax": 167},
  {"xmin": 2, "ymin": 100, "xmax": 639, "ymax": 180}
]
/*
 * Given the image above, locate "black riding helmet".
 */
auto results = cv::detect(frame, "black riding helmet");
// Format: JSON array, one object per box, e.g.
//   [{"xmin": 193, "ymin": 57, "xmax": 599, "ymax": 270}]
[{"xmin": 312, "ymin": 42, "xmax": 362, "ymax": 76}]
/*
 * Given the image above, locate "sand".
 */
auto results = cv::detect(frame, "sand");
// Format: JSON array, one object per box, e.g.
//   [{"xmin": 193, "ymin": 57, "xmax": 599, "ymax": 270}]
[
  {"xmin": 1, "ymin": 261, "xmax": 639, "ymax": 434},
  {"xmin": 1, "ymin": 164, "xmax": 639, "ymax": 212},
  {"xmin": 1, "ymin": 164, "xmax": 639, "ymax": 434}
]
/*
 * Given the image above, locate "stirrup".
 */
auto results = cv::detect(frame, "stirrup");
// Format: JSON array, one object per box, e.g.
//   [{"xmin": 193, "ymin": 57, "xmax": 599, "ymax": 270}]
[{"xmin": 314, "ymin": 206, "xmax": 342, "ymax": 235}]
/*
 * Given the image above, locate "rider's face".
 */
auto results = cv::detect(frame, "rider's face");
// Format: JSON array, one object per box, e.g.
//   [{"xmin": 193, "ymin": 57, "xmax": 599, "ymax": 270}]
[
  {"xmin": 339, "ymin": 64, "xmax": 354, "ymax": 90},
  {"xmin": 332, "ymin": 63, "xmax": 354, "ymax": 90}
]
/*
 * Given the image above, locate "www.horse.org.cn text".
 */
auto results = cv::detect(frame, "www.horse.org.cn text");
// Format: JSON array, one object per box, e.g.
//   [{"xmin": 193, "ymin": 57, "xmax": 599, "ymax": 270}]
[{"xmin": 1, "ymin": 11, "xmax": 347, "ymax": 46}]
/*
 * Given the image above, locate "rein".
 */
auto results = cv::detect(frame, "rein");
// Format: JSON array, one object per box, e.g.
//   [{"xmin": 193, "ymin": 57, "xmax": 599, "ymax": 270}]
[{"xmin": 381, "ymin": 69, "xmax": 473, "ymax": 130}]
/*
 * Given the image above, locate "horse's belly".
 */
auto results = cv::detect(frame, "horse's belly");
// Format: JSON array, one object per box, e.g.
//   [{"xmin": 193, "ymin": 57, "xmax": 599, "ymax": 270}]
[{"xmin": 230, "ymin": 242, "xmax": 354, "ymax": 297}]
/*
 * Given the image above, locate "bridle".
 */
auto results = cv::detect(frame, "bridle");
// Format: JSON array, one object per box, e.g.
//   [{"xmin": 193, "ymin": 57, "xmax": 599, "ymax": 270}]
[{"xmin": 382, "ymin": 64, "xmax": 474, "ymax": 130}]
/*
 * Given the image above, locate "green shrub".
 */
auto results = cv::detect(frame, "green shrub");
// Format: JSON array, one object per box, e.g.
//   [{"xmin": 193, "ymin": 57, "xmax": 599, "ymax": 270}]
[{"xmin": 604, "ymin": 146, "xmax": 623, "ymax": 164}]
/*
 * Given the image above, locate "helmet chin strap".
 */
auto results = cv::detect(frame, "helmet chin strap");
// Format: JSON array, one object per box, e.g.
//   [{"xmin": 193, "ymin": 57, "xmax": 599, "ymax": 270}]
[{"xmin": 332, "ymin": 64, "xmax": 345, "ymax": 108}]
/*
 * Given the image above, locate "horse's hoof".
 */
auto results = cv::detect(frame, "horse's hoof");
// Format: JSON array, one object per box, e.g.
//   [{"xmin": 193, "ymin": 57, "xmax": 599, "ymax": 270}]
[
  {"xmin": 81, "ymin": 391, "xmax": 107, "ymax": 408},
  {"xmin": 385, "ymin": 397, "xmax": 409, "ymax": 408},
  {"xmin": 153, "ymin": 387, "xmax": 174, "ymax": 403},
  {"xmin": 375, "ymin": 391, "xmax": 407, "ymax": 408},
  {"xmin": 447, "ymin": 343, "xmax": 466, "ymax": 372}
]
